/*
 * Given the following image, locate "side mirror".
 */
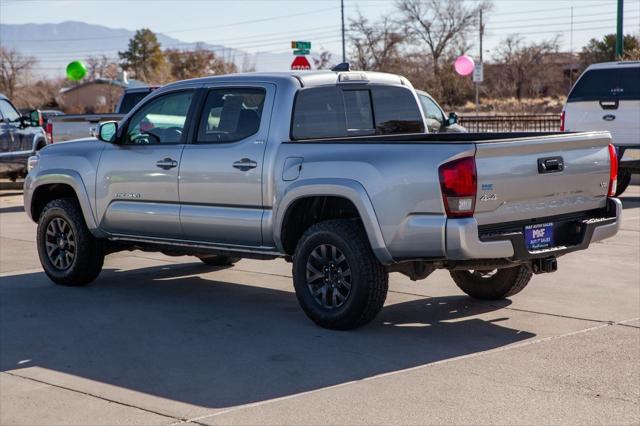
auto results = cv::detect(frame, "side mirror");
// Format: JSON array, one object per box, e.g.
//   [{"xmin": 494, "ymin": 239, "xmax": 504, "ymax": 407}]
[
  {"xmin": 29, "ymin": 110, "xmax": 42, "ymax": 127},
  {"xmin": 447, "ymin": 112, "xmax": 458, "ymax": 126},
  {"xmin": 98, "ymin": 121, "xmax": 118, "ymax": 143}
]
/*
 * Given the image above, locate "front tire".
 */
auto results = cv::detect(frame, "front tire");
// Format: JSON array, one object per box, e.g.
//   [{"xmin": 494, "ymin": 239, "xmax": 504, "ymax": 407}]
[
  {"xmin": 292, "ymin": 219, "xmax": 388, "ymax": 330},
  {"xmin": 450, "ymin": 265, "xmax": 532, "ymax": 300},
  {"xmin": 37, "ymin": 198, "xmax": 104, "ymax": 286}
]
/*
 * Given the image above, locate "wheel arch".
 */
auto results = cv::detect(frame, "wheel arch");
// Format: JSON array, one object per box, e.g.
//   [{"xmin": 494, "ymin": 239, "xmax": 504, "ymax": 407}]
[
  {"xmin": 274, "ymin": 178, "xmax": 393, "ymax": 265},
  {"xmin": 27, "ymin": 130, "xmax": 47, "ymax": 152},
  {"xmin": 26, "ymin": 170, "xmax": 101, "ymax": 234}
]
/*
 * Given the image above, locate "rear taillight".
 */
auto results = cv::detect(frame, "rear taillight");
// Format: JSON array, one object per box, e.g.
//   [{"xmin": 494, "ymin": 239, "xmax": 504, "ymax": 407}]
[
  {"xmin": 608, "ymin": 144, "xmax": 618, "ymax": 197},
  {"xmin": 438, "ymin": 156, "xmax": 477, "ymax": 218},
  {"xmin": 560, "ymin": 110, "xmax": 565, "ymax": 131},
  {"xmin": 45, "ymin": 122, "xmax": 53, "ymax": 143}
]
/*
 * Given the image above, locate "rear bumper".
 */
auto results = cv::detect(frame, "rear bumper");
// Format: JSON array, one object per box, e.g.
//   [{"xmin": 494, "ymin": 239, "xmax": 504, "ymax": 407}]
[{"xmin": 446, "ymin": 198, "xmax": 621, "ymax": 261}]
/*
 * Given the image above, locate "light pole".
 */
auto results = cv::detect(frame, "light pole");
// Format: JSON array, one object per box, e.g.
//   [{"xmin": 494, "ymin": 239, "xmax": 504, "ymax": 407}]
[
  {"xmin": 341, "ymin": 0, "xmax": 346, "ymax": 63},
  {"xmin": 475, "ymin": 9, "xmax": 483, "ymax": 117},
  {"xmin": 616, "ymin": 0, "xmax": 624, "ymax": 58}
]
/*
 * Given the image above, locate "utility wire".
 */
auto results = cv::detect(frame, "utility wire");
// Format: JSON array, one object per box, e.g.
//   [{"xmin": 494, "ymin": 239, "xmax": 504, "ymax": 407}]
[{"xmin": 0, "ymin": 6, "xmax": 337, "ymax": 42}]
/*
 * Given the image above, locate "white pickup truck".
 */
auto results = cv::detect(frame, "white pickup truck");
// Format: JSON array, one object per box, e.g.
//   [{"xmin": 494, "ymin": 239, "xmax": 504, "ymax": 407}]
[{"xmin": 562, "ymin": 61, "xmax": 640, "ymax": 195}]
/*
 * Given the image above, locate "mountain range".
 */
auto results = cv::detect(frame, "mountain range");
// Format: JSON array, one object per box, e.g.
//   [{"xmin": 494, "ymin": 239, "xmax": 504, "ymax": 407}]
[{"xmin": 0, "ymin": 21, "xmax": 300, "ymax": 77}]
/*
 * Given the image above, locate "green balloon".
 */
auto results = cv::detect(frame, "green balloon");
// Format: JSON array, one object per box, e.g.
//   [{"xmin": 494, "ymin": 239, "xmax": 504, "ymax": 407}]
[{"xmin": 66, "ymin": 61, "xmax": 87, "ymax": 81}]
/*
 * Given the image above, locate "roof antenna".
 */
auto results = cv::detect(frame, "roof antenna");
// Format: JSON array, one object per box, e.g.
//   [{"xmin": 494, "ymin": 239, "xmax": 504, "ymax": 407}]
[{"xmin": 331, "ymin": 62, "xmax": 350, "ymax": 72}]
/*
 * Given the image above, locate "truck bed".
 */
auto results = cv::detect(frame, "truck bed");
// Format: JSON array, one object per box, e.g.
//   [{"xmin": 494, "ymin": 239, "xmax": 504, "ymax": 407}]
[{"xmin": 286, "ymin": 131, "xmax": 575, "ymax": 144}]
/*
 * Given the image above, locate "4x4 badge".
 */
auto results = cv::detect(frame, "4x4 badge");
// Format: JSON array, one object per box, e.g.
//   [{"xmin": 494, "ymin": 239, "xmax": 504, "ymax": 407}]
[{"xmin": 480, "ymin": 193, "xmax": 497, "ymax": 201}]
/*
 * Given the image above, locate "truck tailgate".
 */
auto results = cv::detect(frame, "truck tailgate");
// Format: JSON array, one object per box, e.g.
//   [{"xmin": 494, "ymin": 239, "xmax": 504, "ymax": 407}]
[{"xmin": 474, "ymin": 131, "xmax": 611, "ymax": 226}]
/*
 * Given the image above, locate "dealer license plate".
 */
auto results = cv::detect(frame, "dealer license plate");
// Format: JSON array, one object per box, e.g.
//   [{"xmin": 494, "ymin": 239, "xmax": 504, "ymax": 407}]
[{"xmin": 524, "ymin": 222, "xmax": 554, "ymax": 251}]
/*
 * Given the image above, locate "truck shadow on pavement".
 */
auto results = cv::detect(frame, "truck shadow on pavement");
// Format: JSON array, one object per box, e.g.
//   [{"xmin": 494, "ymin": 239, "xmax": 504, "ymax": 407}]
[
  {"xmin": 620, "ymin": 195, "xmax": 640, "ymax": 209},
  {"xmin": 0, "ymin": 262, "xmax": 534, "ymax": 408},
  {"xmin": 0, "ymin": 205, "xmax": 24, "ymax": 214}
]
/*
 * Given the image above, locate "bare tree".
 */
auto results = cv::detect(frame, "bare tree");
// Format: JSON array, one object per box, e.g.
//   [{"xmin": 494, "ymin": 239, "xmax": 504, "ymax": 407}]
[
  {"xmin": 240, "ymin": 54, "xmax": 256, "ymax": 73},
  {"xmin": 0, "ymin": 48, "xmax": 37, "ymax": 99},
  {"xmin": 14, "ymin": 78, "xmax": 65, "ymax": 109},
  {"xmin": 348, "ymin": 13, "xmax": 405, "ymax": 71},
  {"xmin": 313, "ymin": 50, "xmax": 333, "ymax": 70},
  {"xmin": 397, "ymin": 0, "xmax": 491, "ymax": 70},
  {"xmin": 86, "ymin": 54, "xmax": 119, "ymax": 81},
  {"xmin": 493, "ymin": 35, "xmax": 559, "ymax": 101}
]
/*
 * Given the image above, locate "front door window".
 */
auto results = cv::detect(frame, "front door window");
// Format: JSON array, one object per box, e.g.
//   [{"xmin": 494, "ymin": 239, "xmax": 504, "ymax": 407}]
[{"xmin": 125, "ymin": 91, "xmax": 194, "ymax": 145}]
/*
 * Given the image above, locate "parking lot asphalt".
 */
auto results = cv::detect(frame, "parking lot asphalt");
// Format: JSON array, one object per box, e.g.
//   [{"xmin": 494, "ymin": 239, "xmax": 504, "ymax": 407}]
[{"xmin": 0, "ymin": 187, "xmax": 638, "ymax": 425}]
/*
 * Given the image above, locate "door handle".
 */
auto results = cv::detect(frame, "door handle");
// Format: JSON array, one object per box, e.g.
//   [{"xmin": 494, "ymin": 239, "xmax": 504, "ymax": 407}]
[
  {"xmin": 537, "ymin": 156, "xmax": 564, "ymax": 174},
  {"xmin": 156, "ymin": 158, "xmax": 178, "ymax": 170},
  {"xmin": 233, "ymin": 158, "xmax": 258, "ymax": 171}
]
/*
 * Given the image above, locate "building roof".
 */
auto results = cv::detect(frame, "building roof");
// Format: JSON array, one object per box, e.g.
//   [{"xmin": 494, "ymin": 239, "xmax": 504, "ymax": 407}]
[{"xmin": 60, "ymin": 78, "xmax": 147, "ymax": 94}]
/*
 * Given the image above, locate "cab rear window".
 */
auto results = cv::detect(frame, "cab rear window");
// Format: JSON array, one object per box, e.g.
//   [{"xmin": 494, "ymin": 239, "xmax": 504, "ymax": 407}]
[
  {"xmin": 291, "ymin": 85, "xmax": 424, "ymax": 140},
  {"xmin": 568, "ymin": 67, "xmax": 640, "ymax": 102},
  {"xmin": 118, "ymin": 92, "xmax": 150, "ymax": 114}
]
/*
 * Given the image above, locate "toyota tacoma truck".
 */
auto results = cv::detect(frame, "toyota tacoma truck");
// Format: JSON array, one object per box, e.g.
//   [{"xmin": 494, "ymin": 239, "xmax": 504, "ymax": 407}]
[{"xmin": 24, "ymin": 69, "xmax": 621, "ymax": 330}]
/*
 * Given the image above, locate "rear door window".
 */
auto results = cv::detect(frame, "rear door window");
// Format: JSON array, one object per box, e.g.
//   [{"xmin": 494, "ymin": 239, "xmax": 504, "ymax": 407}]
[
  {"xmin": 196, "ymin": 88, "xmax": 266, "ymax": 143},
  {"xmin": 292, "ymin": 85, "xmax": 424, "ymax": 140},
  {"xmin": 568, "ymin": 67, "xmax": 640, "ymax": 102},
  {"xmin": 291, "ymin": 87, "xmax": 347, "ymax": 140}
]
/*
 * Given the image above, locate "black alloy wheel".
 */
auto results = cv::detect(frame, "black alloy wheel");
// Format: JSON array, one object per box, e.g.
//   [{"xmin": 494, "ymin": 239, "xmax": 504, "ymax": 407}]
[
  {"xmin": 45, "ymin": 217, "xmax": 76, "ymax": 270},
  {"xmin": 305, "ymin": 243, "xmax": 352, "ymax": 309}
]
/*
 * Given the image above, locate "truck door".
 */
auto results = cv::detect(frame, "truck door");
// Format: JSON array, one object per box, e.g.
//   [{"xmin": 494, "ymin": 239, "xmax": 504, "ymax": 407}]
[
  {"xmin": 0, "ymin": 99, "xmax": 23, "ymax": 159},
  {"xmin": 95, "ymin": 89, "xmax": 196, "ymax": 239},
  {"xmin": 179, "ymin": 83, "xmax": 275, "ymax": 246}
]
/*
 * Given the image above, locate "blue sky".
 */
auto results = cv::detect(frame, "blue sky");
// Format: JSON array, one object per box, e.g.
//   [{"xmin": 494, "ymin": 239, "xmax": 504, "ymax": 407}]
[{"xmin": 2, "ymin": 0, "xmax": 639, "ymax": 60}]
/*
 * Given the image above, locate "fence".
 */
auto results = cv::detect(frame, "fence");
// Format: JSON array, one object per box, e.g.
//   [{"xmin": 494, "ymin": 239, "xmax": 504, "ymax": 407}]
[{"xmin": 458, "ymin": 114, "xmax": 561, "ymax": 133}]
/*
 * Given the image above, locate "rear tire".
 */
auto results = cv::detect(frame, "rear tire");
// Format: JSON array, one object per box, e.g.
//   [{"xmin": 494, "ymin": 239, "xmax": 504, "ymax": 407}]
[
  {"xmin": 37, "ymin": 198, "xmax": 104, "ymax": 286},
  {"xmin": 615, "ymin": 172, "xmax": 631, "ymax": 196},
  {"xmin": 198, "ymin": 255, "xmax": 241, "ymax": 266},
  {"xmin": 292, "ymin": 219, "xmax": 388, "ymax": 330},
  {"xmin": 450, "ymin": 265, "xmax": 532, "ymax": 300}
]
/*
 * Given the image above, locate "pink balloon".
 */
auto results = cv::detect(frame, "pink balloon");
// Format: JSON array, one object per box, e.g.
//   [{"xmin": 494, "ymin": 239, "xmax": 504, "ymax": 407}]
[{"xmin": 454, "ymin": 55, "xmax": 475, "ymax": 76}]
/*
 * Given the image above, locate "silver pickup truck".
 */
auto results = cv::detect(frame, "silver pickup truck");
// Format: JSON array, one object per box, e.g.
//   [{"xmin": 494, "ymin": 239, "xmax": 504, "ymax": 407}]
[{"xmin": 24, "ymin": 69, "xmax": 621, "ymax": 329}]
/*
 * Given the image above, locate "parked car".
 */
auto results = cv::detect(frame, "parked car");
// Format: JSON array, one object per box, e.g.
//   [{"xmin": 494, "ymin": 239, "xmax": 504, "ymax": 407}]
[
  {"xmin": 416, "ymin": 90, "xmax": 467, "ymax": 133},
  {"xmin": 45, "ymin": 86, "xmax": 158, "ymax": 144},
  {"xmin": 562, "ymin": 61, "xmax": 640, "ymax": 195},
  {"xmin": 24, "ymin": 69, "xmax": 620, "ymax": 330},
  {"xmin": 0, "ymin": 94, "xmax": 48, "ymax": 181}
]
